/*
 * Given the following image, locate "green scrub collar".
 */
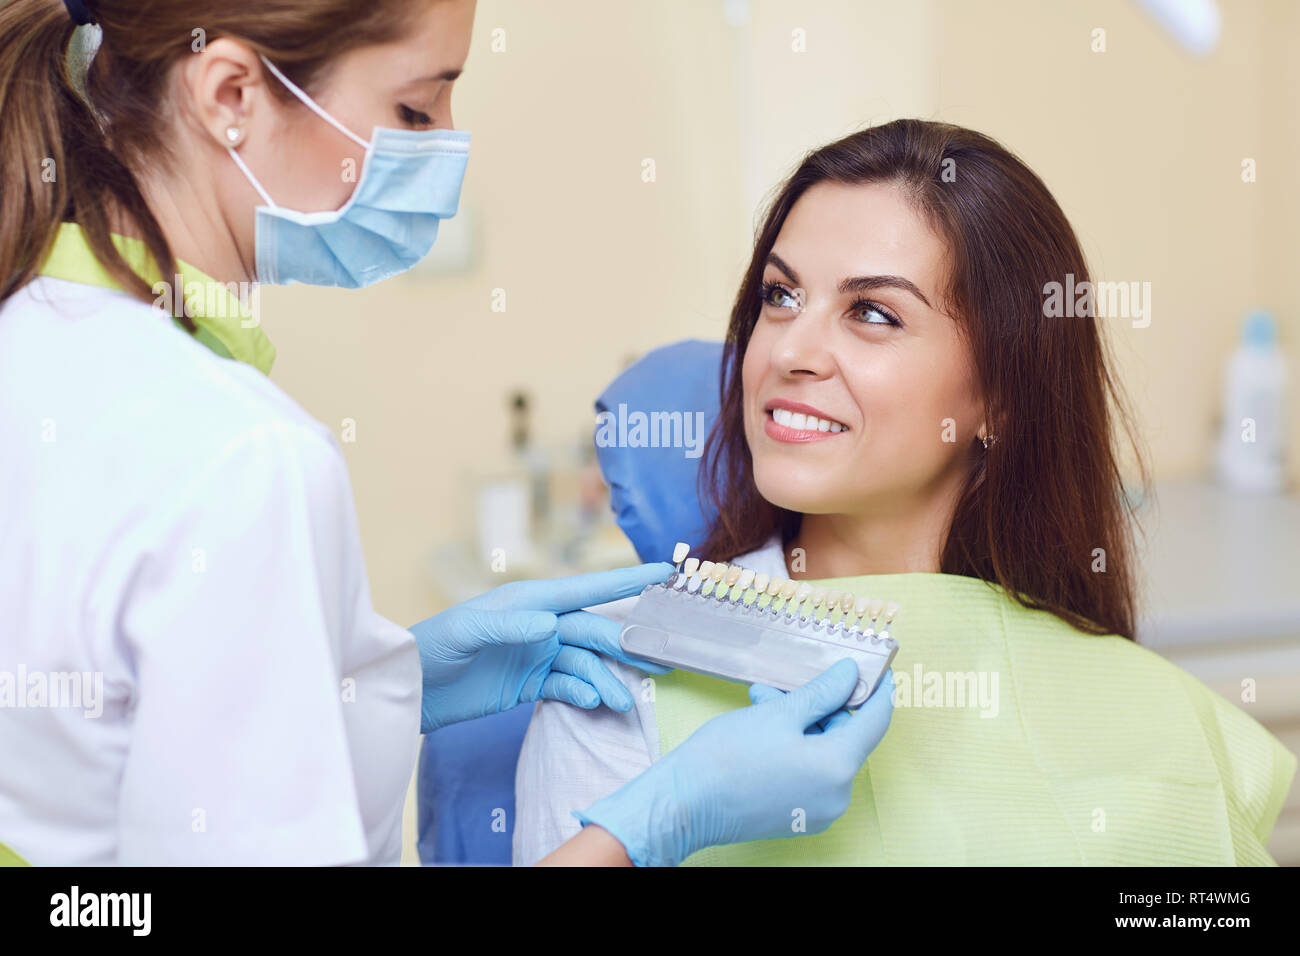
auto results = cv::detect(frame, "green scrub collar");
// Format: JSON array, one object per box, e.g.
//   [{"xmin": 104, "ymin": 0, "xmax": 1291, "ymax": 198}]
[{"xmin": 38, "ymin": 222, "xmax": 276, "ymax": 375}]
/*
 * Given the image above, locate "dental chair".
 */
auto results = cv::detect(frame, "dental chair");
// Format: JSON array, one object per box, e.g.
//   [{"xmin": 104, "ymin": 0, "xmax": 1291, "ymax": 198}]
[{"xmin": 417, "ymin": 339, "xmax": 725, "ymax": 865}]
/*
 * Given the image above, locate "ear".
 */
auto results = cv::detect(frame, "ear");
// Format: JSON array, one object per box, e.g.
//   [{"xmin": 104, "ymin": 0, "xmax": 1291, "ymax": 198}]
[{"xmin": 179, "ymin": 38, "xmax": 269, "ymax": 149}]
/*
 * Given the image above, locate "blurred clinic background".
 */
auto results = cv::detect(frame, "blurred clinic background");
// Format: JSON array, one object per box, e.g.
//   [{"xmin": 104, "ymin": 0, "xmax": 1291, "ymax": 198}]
[{"xmin": 254, "ymin": 0, "xmax": 1300, "ymax": 862}]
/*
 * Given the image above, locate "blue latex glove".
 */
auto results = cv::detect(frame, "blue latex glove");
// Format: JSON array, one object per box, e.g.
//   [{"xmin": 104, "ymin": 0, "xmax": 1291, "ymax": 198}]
[
  {"xmin": 413, "ymin": 563, "xmax": 674, "ymax": 734},
  {"xmin": 574, "ymin": 659, "xmax": 895, "ymax": 866}
]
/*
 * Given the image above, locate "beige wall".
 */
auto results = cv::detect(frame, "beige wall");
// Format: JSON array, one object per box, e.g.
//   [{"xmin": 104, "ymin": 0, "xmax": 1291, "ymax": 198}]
[{"xmin": 260, "ymin": 0, "xmax": 1298, "ymax": 625}]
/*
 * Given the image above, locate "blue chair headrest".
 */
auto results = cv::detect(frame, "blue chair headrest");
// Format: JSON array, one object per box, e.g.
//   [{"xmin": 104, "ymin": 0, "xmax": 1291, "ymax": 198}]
[{"xmin": 594, "ymin": 339, "xmax": 725, "ymax": 563}]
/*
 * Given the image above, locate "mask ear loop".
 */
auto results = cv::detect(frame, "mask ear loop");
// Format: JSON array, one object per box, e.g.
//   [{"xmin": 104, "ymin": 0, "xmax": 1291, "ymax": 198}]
[
  {"xmin": 257, "ymin": 54, "xmax": 371, "ymax": 151},
  {"xmin": 226, "ymin": 55, "xmax": 373, "ymax": 210},
  {"xmin": 227, "ymin": 145, "xmax": 277, "ymax": 208}
]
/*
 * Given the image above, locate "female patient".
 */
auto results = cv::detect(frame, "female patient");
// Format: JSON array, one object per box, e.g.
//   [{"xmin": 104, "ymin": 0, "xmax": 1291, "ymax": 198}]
[{"xmin": 514, "ymin": 119, "xmax": 1296, "ymax": 866}]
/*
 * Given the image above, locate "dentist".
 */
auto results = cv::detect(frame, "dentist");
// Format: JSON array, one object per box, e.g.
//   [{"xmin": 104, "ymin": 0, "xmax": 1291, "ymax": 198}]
[{"xmin": 0, "ymin": 0, "xmax": 893, "ymax": 867}]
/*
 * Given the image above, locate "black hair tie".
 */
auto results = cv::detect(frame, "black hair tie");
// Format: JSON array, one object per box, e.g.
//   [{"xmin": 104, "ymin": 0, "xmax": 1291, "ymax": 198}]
[{"xmin": 63, "ymin": 0, "xmax": 97, "ymax": 26}]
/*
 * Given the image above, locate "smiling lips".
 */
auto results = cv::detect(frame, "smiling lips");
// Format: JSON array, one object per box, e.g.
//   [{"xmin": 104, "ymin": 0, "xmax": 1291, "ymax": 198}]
[{"xmin": 763, "ymin": 400, "xmax": 850, "ymax": 444}]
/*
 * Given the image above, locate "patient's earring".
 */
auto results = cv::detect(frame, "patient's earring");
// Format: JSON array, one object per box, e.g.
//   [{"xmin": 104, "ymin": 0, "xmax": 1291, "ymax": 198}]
[
  {"xmin": 225, "ymin": 126, "xmax": 244, "ymax": 147},
  {"xmin": 979, "ymin": 426, "xmax": 998, "ymax": 450}
]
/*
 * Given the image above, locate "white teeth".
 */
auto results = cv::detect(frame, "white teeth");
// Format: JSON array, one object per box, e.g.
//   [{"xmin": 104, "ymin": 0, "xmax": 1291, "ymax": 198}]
[
  {"xmin": 770, "ymin": 407, "xmax": 848, "ymax": 434},
  {"xmin": 673, "ymin": 542, "xmax": 690, "ymax": 564}
]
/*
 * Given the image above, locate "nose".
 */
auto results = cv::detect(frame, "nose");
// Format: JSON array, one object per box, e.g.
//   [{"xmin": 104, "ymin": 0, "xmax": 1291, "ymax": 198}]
[
  {"xmin": 768, "ymin": 306, "xmax": 836, "ymax": 380},
  {"xmin": 439, "ymin": 88, "xmax": 456, "ymax": 130}
]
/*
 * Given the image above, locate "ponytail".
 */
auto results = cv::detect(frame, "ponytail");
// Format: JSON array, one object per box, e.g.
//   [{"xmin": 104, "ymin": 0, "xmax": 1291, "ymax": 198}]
[{"xmin": 0, "ymin": 0, "xmax": 185, "ymax": 326}]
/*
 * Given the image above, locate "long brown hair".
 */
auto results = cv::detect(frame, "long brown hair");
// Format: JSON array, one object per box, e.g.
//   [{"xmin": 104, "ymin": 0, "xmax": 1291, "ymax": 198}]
[
  {"xmin": 0, "ymin": 0, "xmax": 428, "ymax": 319},
  {"xmin": 699, "ymin": 119, "xmax": 1148, "ymax": 640}
]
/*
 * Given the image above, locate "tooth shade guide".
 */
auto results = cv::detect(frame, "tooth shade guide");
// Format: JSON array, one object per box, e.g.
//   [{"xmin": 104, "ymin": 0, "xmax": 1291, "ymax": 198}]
[
  {"xmin": 624, "ymin": 573, "xmax": 897, "ymax": 710},
  {"xmin": 701, "ymin": 563, "xmax": 725, "ymax": 596},
  {"xmin": 652, "ymin": 559, "xmax": 889, "ymax": 638},
  {"xmin": 673, "ymin": 541, "xmax": 690, "ymax": 564},
  {"xmin": 732, "ymin": 569, "xmax": 756, "ymax": 605},
  {"xmin": 879, "ymin": 601, "xmax": 900, "ymax": 639}
]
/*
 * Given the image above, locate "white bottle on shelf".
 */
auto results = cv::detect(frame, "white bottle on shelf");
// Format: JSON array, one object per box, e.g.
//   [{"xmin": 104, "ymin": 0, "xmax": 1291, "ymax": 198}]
[{"xmin": 1216, "ymin": 310, "xmax": 1286, "ymax": 493}]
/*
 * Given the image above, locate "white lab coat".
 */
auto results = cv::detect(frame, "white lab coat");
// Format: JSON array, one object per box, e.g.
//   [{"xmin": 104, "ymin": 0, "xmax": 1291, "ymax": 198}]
[{"xmin": 0, "ymin": 276, "xmax": 421, "ymax": 865}]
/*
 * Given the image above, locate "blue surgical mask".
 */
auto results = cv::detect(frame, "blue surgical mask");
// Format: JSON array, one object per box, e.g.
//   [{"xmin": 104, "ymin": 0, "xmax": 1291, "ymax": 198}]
[{"xmin": 227, "ymin": 55, "xmax": 470, "ymax": 288}]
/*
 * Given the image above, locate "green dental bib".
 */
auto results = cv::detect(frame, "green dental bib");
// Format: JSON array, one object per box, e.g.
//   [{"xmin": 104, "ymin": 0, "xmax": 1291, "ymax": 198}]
[{"xmin": 654, "ymin": 573, "xmax": 1295, "ymax": 865}]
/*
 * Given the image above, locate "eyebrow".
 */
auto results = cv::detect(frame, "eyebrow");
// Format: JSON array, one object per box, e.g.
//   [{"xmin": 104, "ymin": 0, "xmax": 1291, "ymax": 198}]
[
  {"xmin": 401, "ymin": 69, "xmax": 463, "ymax": 87},
  {"xmin": 766, "ymin": 252, "xmax": 933, "ymax": 309}
]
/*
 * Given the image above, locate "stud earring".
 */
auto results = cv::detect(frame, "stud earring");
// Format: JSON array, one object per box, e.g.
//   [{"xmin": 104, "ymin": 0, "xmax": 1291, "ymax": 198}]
[
  {"xmin": 981, "ymin": 433, "xmax": 998, "ymax": 449},
  {"xmin": 225, "ymin": 126, "xmax": 244, "ymax": 147}
]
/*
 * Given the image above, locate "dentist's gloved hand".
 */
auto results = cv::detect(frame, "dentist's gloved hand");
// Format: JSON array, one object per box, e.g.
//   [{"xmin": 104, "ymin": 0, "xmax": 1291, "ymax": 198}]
[
  {"xmin": 412, "ymin": 563, "xmax": 674, "ymax": 734},
  {"xmin": 574, "ymin": 659, "xmax": 894, "ymax": 866}
]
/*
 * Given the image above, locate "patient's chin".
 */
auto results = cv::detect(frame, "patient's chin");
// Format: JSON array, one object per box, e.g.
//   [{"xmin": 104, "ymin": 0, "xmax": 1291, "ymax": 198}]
[{"xmin": 753, "ymin": 470, "xmax": 846, "ymax": 516}]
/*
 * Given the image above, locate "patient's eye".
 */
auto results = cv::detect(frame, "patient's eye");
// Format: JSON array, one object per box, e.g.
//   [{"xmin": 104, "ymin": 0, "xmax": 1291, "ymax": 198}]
[
  {"xmin": 849, "ymin": 298, "xmax": 903, "ymax": 328},
  {"xmin": 760, "ymin": 280, "xmax": 802, "ymax": 313}
]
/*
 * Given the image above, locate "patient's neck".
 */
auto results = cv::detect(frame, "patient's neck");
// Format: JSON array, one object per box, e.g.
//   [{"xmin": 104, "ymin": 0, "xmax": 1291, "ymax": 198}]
[{"xmin": 788, "ymin": 481, "xmax": 964, "ymax": 579}]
